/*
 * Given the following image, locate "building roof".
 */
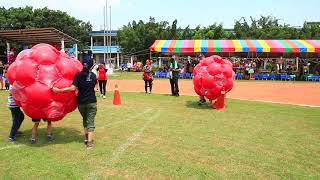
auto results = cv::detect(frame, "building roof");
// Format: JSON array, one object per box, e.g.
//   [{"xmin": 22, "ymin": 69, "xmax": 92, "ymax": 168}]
[
  {"xmin": 0, "ymin": 28, "xmax": 78, "ymax": 44},
  {"xmin": 150, "ymin": 40, "xmax": 320, "ymax": 53}
]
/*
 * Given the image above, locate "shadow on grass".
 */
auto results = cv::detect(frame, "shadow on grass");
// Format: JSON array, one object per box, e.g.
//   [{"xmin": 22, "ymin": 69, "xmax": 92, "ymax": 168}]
[
  {"xmin": 13, "ymin": 127, "xmax": 83, "ymax": 147},
  {"xmin": 185, "ymin": 100, "xmax": 213, "ymax": 110}
]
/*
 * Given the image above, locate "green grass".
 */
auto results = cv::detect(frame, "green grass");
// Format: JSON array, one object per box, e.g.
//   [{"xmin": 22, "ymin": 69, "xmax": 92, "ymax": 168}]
[
  {"xmin": 108, "ymin": 71, "xmax": 314, "ymax": 84},
  {"xmin": 108, "ymin": 71, "xmax": 145, "ymax": 80},
  {"xmin": 0, "ymin": 90, "xmax": 320, "ymax": 179}
]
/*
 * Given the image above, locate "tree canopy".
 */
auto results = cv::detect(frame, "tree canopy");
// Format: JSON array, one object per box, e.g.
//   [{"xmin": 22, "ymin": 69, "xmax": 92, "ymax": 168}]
[
  {"xmin": 118, "ymin": 16, "xmax": 320, "ymax": 56},
  {"xmin": 0, "ymin": 6, "xmax": 92, "ymax": 49}
]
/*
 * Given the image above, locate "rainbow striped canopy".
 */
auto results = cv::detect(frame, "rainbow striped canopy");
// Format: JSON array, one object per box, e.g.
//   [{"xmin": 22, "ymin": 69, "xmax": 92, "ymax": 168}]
[{"xmin": 149, "ymin": 40, "xmax": 320, "ymax": 53}]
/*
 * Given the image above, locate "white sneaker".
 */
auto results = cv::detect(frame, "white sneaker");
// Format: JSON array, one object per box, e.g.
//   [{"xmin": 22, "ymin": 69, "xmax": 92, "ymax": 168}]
[
  {"xmin": 100, "ymin": 94, "xmax": 103, "ymax": 97},
  {"xmin": 103, "ymin": 96, "xmax": 106, "ymax": 99},
  {"xmin": 148, "ymin": 92, "xmax": 151, "ymax": 94}
]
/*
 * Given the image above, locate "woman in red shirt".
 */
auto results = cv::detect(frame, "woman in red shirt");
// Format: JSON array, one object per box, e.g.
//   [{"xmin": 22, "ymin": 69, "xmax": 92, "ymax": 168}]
[
  {"xmin": 143, "ymin": 64, "xmax": 153, "ymax": 94},
  {"xmin": 97, "ymin": 64, "xmax": 108, "ymax": 99}
]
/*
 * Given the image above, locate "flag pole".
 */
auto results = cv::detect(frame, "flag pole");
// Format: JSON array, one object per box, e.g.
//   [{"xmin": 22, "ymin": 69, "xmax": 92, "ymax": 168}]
[{"xmin": 103, "ymin": 6, "xmax": 106, "ymax": 64}]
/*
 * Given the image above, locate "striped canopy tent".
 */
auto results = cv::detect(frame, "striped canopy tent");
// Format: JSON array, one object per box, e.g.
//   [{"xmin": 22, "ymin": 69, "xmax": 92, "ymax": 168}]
[{"xmin": 149, "ymin": 40, "xmax": 320, "ymax": 54}]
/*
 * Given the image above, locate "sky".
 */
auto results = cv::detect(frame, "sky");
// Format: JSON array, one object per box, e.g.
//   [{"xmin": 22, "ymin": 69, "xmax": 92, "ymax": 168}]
[{"xmin": 1, "ymin": 0, "xmax": 319, "ymax": 30}]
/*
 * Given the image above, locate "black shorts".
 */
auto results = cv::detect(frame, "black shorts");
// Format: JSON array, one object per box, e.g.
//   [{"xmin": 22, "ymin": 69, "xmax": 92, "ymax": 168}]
[{"xmin": 32, "ymin": 119, "xmax": 47, "ymax": 123}]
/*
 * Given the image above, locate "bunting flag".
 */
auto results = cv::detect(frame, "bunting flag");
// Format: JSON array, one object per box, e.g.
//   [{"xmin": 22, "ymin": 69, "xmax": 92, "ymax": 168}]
[{"xmin": 149, "ymin": 40, "xmax": 320, "ymax": 53}]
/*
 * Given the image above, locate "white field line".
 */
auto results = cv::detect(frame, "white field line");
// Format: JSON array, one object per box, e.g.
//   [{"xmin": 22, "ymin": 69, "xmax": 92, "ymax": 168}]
[
  {"xmin": 87, "ymin": 110, "xmax": 161, "ymax": 180},
  {"xmin": 0, "ymin": 144, "xmax": 25, "ymax": 151},
  {"xmin": 97, "ymin": 108, "xmax": 153, "ymax": 129},
  {"xmin": 107, "ymin": 110, "xmax": 161, "ymax": 166},
  {"xmin": 229, "ymin": 98, "xmax": 320, "ymax": 108}
]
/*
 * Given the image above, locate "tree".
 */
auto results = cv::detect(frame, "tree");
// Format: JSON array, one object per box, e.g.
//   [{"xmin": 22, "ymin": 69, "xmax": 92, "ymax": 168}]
[
  {"xmin": 181, "ymin": 25, "xmax": 193, "ymax": 39},
  {"xmin": 301, "ymin": 22, "xmax": 320, "ymax": 39},
  {"xmin": 118, "ymin": 15, "xmax": 320, "ymax": 57},
  {"xmin": 0, "ymin": 6, "xmax": 92, "ymax": 49}
]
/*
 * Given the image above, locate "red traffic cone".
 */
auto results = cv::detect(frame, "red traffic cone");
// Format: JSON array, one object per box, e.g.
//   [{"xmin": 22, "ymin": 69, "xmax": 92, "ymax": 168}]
[
  {"xmin": 213, "ymin": 92, "xmax": 226, "ymax": 110},
  {"xmin": 113, "ymin": 84, "xmax": 121, "ymax": 105}
]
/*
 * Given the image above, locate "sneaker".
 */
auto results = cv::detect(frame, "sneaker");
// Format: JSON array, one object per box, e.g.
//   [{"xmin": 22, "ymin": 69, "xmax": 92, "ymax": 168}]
[
  {"xmin": 9, "ymin": 137, "xmax": 15, "ymax": 142},
  {"xmin": 103, "ymin": 96, "xmax": 106, "ymax": 99},
  {"xmin": 100, "ymin": 94, "xmax": 103, "ymax": 97},
  {"xmin": 198, "ymin": 99, "xmax": 206, "ymax": 106},
  {"xmin": 30, "ymin": 138, "xmax": 37, "ymax": 144},
  {"xmin": 148, "ymin": 92, "xmax": 151, "ymax": 94},
  {"xmin": 47, "ymin": 134, "xmax": 54, "ymax": 141},
  {"xmin": 86, "ymin": 141, "xmax": 94, "ymax": 149}
]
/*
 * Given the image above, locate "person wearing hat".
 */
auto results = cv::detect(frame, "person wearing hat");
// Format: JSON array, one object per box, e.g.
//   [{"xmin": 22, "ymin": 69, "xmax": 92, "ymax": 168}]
[
  {"xmin": 82, "ymin": 51, "xmax": 94, "ymax": 69},
  {"xmin": 52, "ymin": 63, "xmax": 97, "ymax": 149},
  {"xmin": 7, "ymin": 86, "xmax": 25, "ymax": 141}
]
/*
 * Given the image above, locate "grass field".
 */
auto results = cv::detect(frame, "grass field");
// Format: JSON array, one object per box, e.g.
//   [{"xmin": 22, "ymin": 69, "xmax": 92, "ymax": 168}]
[
  {"xmin": 108, "ymin": 71, "xmax": 315, "ymax": 84},
  {"xmin": 0, "ymin": 90, "xmax": 319, "ymax": 179},
  {"xmin": 108, "ymin": 71, "xmax": 146, "ymax": 80}
]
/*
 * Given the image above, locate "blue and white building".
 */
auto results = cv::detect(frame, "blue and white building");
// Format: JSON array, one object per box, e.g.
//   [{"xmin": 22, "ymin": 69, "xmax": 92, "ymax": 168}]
[{"xmin": 89, "ymin": 30, "xmax": 121, "ymax": 67}]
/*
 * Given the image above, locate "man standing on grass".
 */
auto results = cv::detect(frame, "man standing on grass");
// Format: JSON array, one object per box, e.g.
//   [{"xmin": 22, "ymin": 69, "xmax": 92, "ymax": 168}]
[{"xmin": 169, "ymin": 57, "xmax": 181, "ymax": 97}]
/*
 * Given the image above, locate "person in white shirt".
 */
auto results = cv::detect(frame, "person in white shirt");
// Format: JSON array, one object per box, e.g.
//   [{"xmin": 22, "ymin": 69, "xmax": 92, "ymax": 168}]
[{"xmin": 127, "ymin": 62, "xmax": 132, "ymax": 72}]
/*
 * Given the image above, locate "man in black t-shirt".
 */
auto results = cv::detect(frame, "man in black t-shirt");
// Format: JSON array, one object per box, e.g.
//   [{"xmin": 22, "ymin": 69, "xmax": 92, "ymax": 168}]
[
  {"xmin": 53, "ymin": 63, "xmax": 97, "ymax": 149},
  {"xmin": 73, "ymin": 70, "xmax": 97, "ymax": 104}
]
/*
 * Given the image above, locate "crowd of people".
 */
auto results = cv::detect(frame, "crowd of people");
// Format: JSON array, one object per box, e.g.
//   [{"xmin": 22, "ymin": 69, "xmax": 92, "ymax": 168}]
[
  {"xmin": 155, "ymin": 55, "xmax": 320, "ymax": 81},
  {"xmin": 231, "ymin": 57, "xmax": 320, "ymax": 80},
  {"xmin": 119, "ymin": 61, "xmax": 143, "ymax": 72}
]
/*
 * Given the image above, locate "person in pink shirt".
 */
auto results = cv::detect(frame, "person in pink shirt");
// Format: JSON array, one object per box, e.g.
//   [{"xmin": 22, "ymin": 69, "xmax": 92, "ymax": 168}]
[
  {"xmin": 96, "ymin": 64, "xmax": 108, "ymax": 99},
  {"xmin": 7, "ymin": 48, "xmax": 16, "ymax": 65}
]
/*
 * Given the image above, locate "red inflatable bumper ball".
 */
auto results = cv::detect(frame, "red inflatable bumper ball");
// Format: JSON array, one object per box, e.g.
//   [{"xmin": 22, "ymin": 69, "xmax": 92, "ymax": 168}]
[
  {"xmin": 193, "ymin": 55, "xmax": 235, "ymax": 110},
  {"xmin": 8, "ymin": 44, "xmax": 82, "ymax": 121}
]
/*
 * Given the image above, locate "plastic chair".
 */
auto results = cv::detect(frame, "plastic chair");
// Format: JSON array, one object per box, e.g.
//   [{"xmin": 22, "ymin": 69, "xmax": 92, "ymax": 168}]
[
  {"xmin": 261, "ymin": 74, "xmax": 268, "ymax": 80},
  {"xmin": 269, "ymin": 74, "xmax": 276, "ymax": 80},
  {"xmin": 185, "ymin": 73, "xmax": 192, "ymax": 79},
  {"xmin": 236, "ymin": 73, "xmax": 243, "ymax": 80},
  {"xmin": 280, "ymin": 74, "xmax": 286, "ymax": 81},
  {"xmin": 307, "ymin": 75, "xmax": 313, "ymax": 81},
  {"xmin": 254, "ymin": 74, "xmax": 260, "ymax": 80},
  {"xmin": 155, "ymin": 71, "xmax": 160, "ymax": 78},
  {"xmin": 286, "ymin": 75, "xmax": 293, "ymax": 81},
  {"xmin": 160, "ymin": 72, "xmax": 166, "ymax": 78},
  {"xmin": 311, "ymin": 75, "xmax": 320, "ymax": 82}
]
